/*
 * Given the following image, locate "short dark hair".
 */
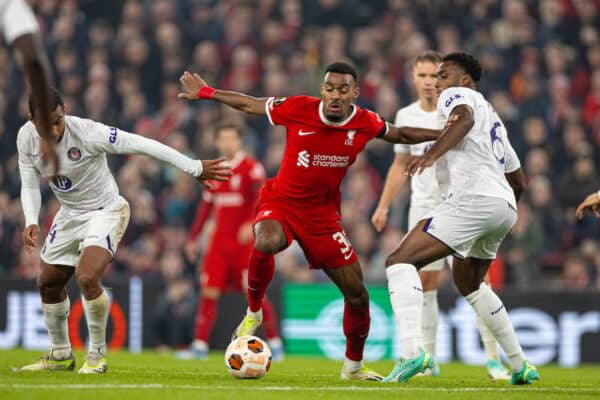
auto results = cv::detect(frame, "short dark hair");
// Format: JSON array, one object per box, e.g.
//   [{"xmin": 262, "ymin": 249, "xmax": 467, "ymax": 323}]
[
  {"xmin": 324, "ymin": 61, "xmax": 358, "ymax": 83},
  {"xmin": 415, "ymin": 50, "xmax": 442, "ymax": 65},
  {"xmin": 215, "ymin": 121, "xmax": 243, "ymax": 138},
  {"xmin": 29, "ymin": 87, "xmax": 64, "ymax": 118},
  {"xmin": 442, "ymin": 52, "xmax": 482, "ymax": 82}
]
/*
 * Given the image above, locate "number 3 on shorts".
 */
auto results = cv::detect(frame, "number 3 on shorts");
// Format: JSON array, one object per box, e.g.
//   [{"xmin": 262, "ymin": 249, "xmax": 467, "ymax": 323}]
[{"xmin": 332, "ymin": 231, "xmax": 353, "ymax": 260}]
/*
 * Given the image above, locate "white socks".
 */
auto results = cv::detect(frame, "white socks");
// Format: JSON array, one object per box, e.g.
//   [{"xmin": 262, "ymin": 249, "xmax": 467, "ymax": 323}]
[
  {"xmin": 476, "ymin": 315, "xmax": 499, "ymax": 360},
  {"xmin": 422, "ymin": 290, "xmax": 438, "ymax": 359},
  {"xmin": 83, "ymin": 289, "xmax": 110, "ymax": 355},
  {"xmin": 465, "ymin": 283, "xmax": 524, "ymax": 371},
  {"xmin": 386, "ymin": 263, "xmax": 423, "ymax": 359},
  {"xmin": 343, "ymin": 358, "xmax": 362, "ymax": 372},
  {"xmin": 42, "ymin": 297, "xmax": 71, "ymax": 360}
]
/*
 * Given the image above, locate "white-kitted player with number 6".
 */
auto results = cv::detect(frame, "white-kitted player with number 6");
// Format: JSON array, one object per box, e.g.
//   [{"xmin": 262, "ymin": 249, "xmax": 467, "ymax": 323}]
[
  {"xmin": 17, "ymin": 88, "xmax": 231, "ymax": 374},
  {"xmin": 381, "ymin": 52, "xmax": 539, "ymax": 385}
]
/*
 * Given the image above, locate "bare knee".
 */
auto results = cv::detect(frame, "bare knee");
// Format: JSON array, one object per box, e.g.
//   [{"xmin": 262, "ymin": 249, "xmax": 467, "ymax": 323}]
[
  {"xmin": 254, "ymin": 231, "xmax": 285, "ymax": 254},
  {"xmin": 75, "ymin": 269, "xmax": 102, "ymax": 299},
  {"xmin": 385, "ymin": 250, "xmax": 414, "ymax": 268},
  {"xmin": 37, "ymin": 274, "xmax": 66, "ymax": 303},
  {"xmin": 454, "ymin": 280, "xmax": 481, "ymax": 297},
  {"xmin": 345, "ymin": 286, "xmax": 369, "ymax": 309}
]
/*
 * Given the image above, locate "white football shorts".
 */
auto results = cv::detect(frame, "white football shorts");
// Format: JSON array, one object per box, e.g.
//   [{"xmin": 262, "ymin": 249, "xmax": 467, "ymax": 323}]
[
  {"xmin": 422, "ymin": 194, "xmax": 517, "ymax": 260},
  {"xmin": 41, "ymin": 196, "xmax": 130, "ymax": 267},
  {"xmin": 408, "ymin": 205, "xmax": 452, "ymax": 271}
]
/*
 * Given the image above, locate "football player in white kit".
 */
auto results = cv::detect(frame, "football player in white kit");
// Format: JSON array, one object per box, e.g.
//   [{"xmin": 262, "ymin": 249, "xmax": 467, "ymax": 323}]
[
  {"xmin": 372, "ymin": 51, "xmax": 510, "ymax": 380},
  {"xmin": 1, "ymin": 0, "xmax": 58, "ymax": 172},
  {"xmin": 381, "ymin": 52, "xmax": 539, "ymax": 385},
  {"xmin": 18, "ymin": 88, "xmax": 231, "ymax": 373}
]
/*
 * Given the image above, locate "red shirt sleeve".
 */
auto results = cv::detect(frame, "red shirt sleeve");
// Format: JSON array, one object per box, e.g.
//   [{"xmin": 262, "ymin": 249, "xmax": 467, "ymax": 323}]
[
  {"xmin": 188, "ymin": 191, "xmax": 214, "ymax": 241},
  {"xmin": 265, "ymin": 95, "xmax": 315, "ymax": 126},
  {"xmin": 365, "ymin": 109, "xmax": 389, "ymax": 139}
]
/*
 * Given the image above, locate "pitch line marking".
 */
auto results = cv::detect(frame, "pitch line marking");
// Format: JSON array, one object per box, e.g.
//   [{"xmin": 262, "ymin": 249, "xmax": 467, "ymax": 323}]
[{"xmin": 0, "ymin": 384, "xmax": 598, "ymax": 393}]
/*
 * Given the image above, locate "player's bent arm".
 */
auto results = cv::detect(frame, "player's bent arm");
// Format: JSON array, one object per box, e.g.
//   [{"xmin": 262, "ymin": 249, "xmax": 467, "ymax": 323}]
[
  {"xmin": 188, "ymin": 195, "xmax": 214, "ymax": 241},
  {"xmin": 422, "ymin": 105, "xmax": 474, "ymax": 162},
  {"xmin": 377, "ymin": 153, "xmax": 410, "ymax": 211},
  {"xmin": 505, "ymin": 168, "xmax": 526, "ymax": 202},
  {"xmin": 383, "ymin": 125, "xmax": 440, "ymax": 144}
]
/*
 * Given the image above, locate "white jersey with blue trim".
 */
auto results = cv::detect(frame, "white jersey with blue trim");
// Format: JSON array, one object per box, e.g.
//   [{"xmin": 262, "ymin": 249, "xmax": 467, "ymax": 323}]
[
  {"xmin": 0, "ymin": 0, "xmax": 38, "ymax": 43},
  {"xmin": 436, "ymin": 86, "xmax": 521, "ymax": 209},
  {"xmin": 17, "ymin": 115, "xmax": 203, "ymax": 225},
  {"xmin": 393, "ymin": 101, "xmax": 444, "ymax": 208}
]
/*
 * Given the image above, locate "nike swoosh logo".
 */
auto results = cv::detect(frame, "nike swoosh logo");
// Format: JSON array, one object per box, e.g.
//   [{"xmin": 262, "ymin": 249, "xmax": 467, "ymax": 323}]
[
  {"xmin": 298, "ymin": 130, "xmax": 317, "ymax": 136},
  {"xmin": 344, "ymin": 251, "xmax": 353, "ymax": 260}
]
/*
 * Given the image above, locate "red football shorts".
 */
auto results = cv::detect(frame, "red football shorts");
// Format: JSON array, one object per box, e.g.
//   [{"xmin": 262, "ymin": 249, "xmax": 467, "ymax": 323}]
[
  {"xmin": 254, "ymin": 189, "xmax": 357, "ymax": 269},
  {"xmin": 200, "ymin": 241, "xmax": 252, "ymax": 291}
]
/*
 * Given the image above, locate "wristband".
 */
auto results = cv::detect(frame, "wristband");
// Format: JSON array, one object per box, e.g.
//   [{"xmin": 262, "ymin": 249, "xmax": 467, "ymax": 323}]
[{"xmin": 197, "ymin": 86, "xmax": 216, "ymax": 99}]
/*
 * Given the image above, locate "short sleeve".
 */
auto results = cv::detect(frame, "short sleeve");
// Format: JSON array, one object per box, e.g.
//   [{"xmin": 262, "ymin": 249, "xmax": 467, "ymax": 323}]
[
  {"xmin": 265, "ymin": 96, "xmax": 309, "ymax": 127},
  {"xmin": 1, "ymin": 0, "xmax": 38, "ymax": 44},
  {"xmin": 504, "ymin": 137, "xmax": 521, "ymax": 173},
  {"xmin": 437, "ymin": 88, "xmax": 477, "ymax": 120},
  {"xmin": 393, "ymin": 109, "xmax": 410, "ymax": 154},
  {"xmin": 364, "ymin": 109, "xmax": 387, "ymax": 139}
]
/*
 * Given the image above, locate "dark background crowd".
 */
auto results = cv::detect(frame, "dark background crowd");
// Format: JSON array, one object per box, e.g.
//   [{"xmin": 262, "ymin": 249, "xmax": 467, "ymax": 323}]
[{"xmin": 1, "ymin": 0, "xmax": 599, "ymax": 322}]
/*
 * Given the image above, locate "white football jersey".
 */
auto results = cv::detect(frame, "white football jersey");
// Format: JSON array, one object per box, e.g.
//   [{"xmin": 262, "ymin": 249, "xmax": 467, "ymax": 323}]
[
  {"xmin": 436, "ymin": 87, "xmax": 521, "ymax": 209},
  {"xmin": 18, "ymin": 115, "xmax": 203, "ymax": 223},
  {"xmin": 393, "ymin": 101, "xmax": 444, "ymax": 208},
  {"xmin": 0, "ymin": 0, "xmax": 38, "ymax": 44}
]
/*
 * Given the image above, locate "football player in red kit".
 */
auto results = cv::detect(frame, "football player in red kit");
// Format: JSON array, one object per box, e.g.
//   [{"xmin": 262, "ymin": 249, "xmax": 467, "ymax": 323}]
[
  {"xmin": 177, "ymin": 122, "xmax": 283, "ymax": 360},
  {"xmin": 178, "ymin": 62, "xmax": 439, "ymax": 380}
]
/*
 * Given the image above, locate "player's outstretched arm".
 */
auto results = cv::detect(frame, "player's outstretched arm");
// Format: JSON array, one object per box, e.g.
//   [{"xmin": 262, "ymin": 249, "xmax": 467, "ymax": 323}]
[
  {"xmin": 178, "ymin": 71, "xmax": 267, "ymax": 115},
  {"xmin": 405, "ymin": 105, "xmax": 474, "ymax": 176},
  {"xmin": 371, "ymin": 153, "xmax": 409, "ymax": 232},
  {"xmin": 383, "ymin": 125, "xmax": 440, "ymax": 144},
  {"xmin": 576, "ymin": 191, "xmax": 600, "ymax": 220}
]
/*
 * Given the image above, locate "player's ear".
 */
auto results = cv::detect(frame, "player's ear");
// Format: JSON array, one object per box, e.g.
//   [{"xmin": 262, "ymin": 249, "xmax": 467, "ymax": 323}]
[{"xmin": 352, "ymin": 85, "xmax": 359, "ymax": 99}]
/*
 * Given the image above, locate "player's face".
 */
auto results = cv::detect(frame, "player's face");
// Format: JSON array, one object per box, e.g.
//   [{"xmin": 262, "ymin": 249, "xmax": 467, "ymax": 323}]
[
  {"xmin": 215, "ymin": 128, "xmax": 242, "ymax": 160},
  {"xmin": 320, "ymin": 72, "xmax": 359, "ymax": 122},
  {"xmin": 413, "ymin": 61, "xmax": 438, "ymax": 102},
  {"xmin": 435, "ymin": 62, "xmax": 466, "ymax": 95},
  {"xmin": 31, "ymin": 105, "xmax": 66, "ymax": 141}
]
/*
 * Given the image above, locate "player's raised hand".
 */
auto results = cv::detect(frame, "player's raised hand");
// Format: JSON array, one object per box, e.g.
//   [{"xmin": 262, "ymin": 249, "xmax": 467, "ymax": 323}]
[
  {"xmin": 576, "ymin": 191, "xmax": 600, "ymax": 220},
  {"xmin": 371, "ymin": 207, "xmax": 389, "ymax": 232},
  {"xmin": 23, "ymin": 224, "xmax": 40, "ymax": 254},
  {"xmin": 405, "ymin": 154, "xmax": 434, "ymax": 176},
  {"xmin": 198, "ymin": 157, "xmax": 233, "ymax": 189},
  {"xmin": 178, "ymin": 71, "xmax": 209, "ymax": 100}
]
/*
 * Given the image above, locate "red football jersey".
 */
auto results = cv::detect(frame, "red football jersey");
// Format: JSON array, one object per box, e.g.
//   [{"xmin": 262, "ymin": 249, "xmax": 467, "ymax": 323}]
[
  {"xmin": 264, "ymin": 95, "xmax": 388, "ymax": 206},
  {"xmin": 189, "ymin": 152, "xmax": 265, "ymax": 240}
]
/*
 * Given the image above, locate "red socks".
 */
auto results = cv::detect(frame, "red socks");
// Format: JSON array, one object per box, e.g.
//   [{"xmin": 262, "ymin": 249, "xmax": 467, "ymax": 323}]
[
  {"xmin": 247, "ymin": 248, "xmax": 275, "ymax": 313},
  {"xmin": 343, "ymin": 301, "xmax": 370, "ymax": 361},
  {"xmin": 261, "ymin": 297, "xmax": 280, "ymax": 339},
  {"xmin": 194, "ymin": 296, "xmax": 217, "ymax": 342}
]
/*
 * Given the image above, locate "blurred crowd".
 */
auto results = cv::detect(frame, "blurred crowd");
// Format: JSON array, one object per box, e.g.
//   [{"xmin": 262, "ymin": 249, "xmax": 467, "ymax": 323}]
[{"xmin": 1, "ymin": 0, "xmax": 600, "ymax": 303}]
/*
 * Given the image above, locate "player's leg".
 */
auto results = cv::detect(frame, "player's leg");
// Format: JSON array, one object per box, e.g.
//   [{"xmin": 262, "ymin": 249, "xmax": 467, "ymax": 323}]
[
  {"xmin": 21, "ymin": 261, "xmax": 76, "ymax": 371},
  {"xmin": 418, "ymin": 268, "xmax": 442, "ymax": 377},
  {"xmin": 382, "ymin": 220, "xmax": 452, "ymax": 383},
  {"xmin": 181, "ymin": 248, "xmax": 227, "ymax": 359},
  {"xmin": 323, "ymin": 261, "xmax": 382, "ymax": 381},
  {"xmin": 76, "ymin": 245, "xmax": 112, "ymax": 373},
  {"xmin": 475, "ymin": 273, "xmax": 510, "ymax": 380},
  {"xmin": 234, "ymin": 217, "xmax": 290, "ymax": 339},
  {"xmin": 77, "ymin": 198, "xmax": 130, "ymax": 374},
  {"xmin": 453, "ymin": 257, "xmax": 539, "ymax": 384}
]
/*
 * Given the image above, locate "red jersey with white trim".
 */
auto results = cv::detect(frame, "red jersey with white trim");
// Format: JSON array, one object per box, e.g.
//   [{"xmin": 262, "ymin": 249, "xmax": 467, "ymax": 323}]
[
  {"xmin": 189, "ymin": 152, "xmax": 265, "ymax": 240},
  {"xmin": 264, "ymin": 95, "xmax": 388, "ymax": 206}
]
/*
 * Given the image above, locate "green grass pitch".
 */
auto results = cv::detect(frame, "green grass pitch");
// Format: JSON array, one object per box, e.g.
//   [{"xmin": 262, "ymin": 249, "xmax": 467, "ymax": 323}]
[{"xmin": 1, "ymin": 349, "xmax": 599, "ymax": 400}]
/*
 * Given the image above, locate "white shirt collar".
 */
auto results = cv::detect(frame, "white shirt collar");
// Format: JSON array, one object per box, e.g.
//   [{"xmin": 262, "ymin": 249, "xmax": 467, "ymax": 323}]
[{"xmin": 318, "ymin": 101, "xmax": 358, "ymax": 127}]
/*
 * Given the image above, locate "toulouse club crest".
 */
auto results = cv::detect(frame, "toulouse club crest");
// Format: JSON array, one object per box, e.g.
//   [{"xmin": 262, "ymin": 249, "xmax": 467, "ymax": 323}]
[{"xmin": 68, "ymin": 146, "xmax": 82, "ymax": 161}]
